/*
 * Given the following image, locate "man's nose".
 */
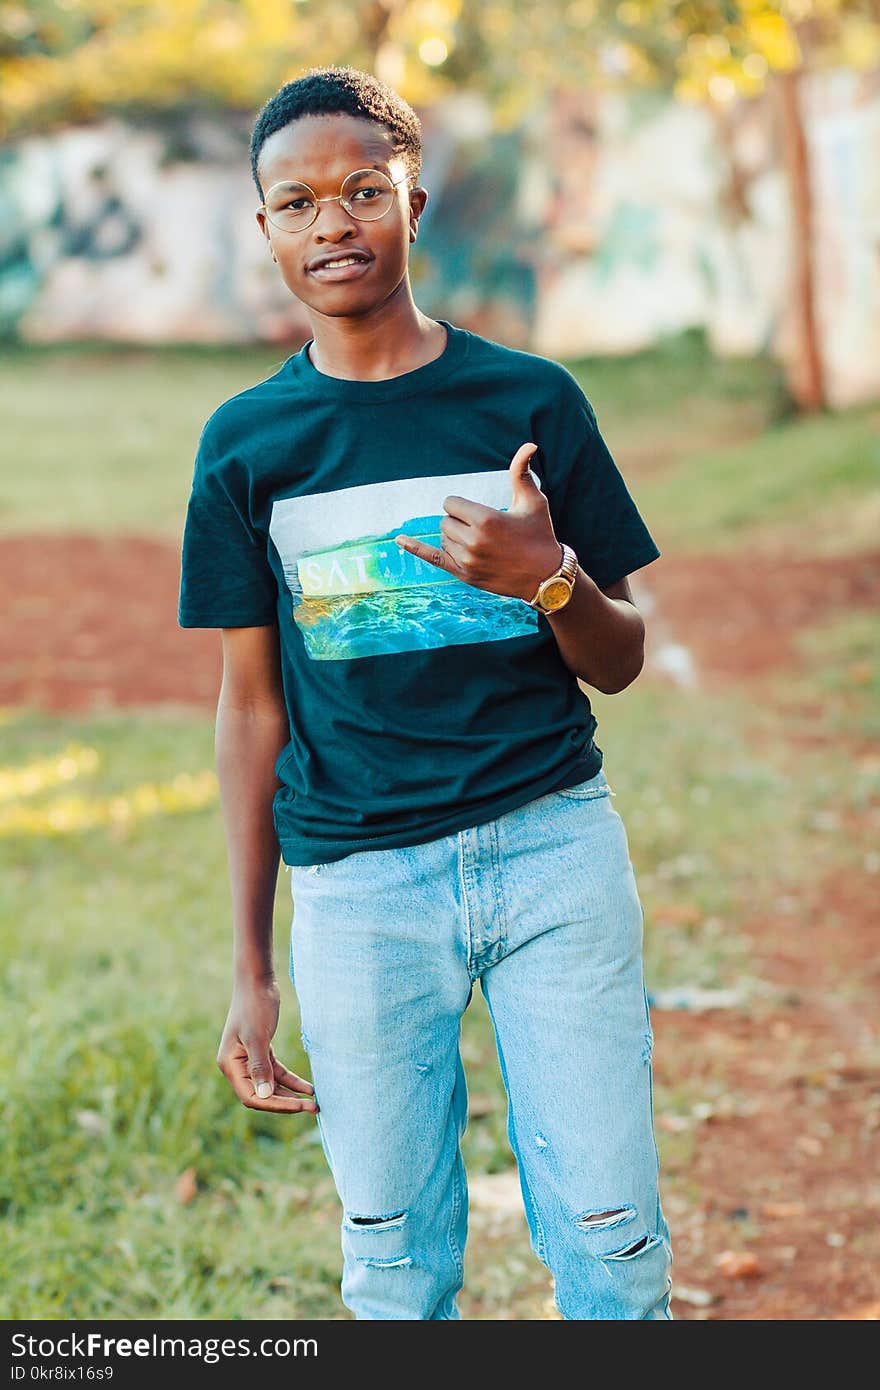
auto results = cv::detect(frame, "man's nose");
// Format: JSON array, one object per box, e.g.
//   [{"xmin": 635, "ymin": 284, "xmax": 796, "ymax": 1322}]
[{"xmin": 312, "ymin": 196, "xmax": 359, "ymax": 237}]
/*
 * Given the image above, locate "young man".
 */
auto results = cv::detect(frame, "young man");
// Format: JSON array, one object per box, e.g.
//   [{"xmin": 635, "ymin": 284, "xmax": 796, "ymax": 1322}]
[{"xmin": 178, "ymin": 65, "xmax": 672, "ymax": 1321}]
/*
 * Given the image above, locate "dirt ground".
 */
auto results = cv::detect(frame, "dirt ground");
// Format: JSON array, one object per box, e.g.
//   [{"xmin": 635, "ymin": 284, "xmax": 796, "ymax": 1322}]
[{"xmin": 1, "ymin": 534, "xmax": 878, "ymax": 1320}]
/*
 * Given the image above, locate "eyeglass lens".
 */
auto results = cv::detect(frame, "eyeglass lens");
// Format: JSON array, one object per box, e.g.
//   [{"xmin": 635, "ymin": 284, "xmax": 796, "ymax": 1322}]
[{"xmin": 264, "ymin": 169, "xmax": 398, "ymax": 230}]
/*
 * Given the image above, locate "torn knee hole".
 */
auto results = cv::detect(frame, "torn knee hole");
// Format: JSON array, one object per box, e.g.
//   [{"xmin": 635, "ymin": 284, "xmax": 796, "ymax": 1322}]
[
  {"xmin": 356, "ymin": 1254, "xmax": 412, "ymax": 1269},
  {"xmin": 602, "ymin": 1232, "xmax": 660, "ymax": 1262},
  {"xmin": 345, "ymin": 1209, "xmax": 407, "ymax": 1230},
  {"xmin": 574, "ymin": 1205, "xmax": 637, "ymax": 1232}
]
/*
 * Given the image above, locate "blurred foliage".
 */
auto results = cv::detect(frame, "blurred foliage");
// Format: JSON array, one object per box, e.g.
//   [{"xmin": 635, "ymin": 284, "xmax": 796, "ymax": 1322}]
[{"xmin": 1, "ymin": 1, "xmax": 879, "ymax": 140}]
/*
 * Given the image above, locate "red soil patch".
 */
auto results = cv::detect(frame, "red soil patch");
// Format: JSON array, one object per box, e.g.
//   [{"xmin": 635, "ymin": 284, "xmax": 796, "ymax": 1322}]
[
  {"xmin": 645, "ymin": 549, "xmax": 880, "ymax": 685},
  {"xmin": 652, "ymin": 858, "xmax": 879, "ymax": 1320},
  {"xmin": 0, "ymin": 534, "xmax": 220, "ymax": 713}
]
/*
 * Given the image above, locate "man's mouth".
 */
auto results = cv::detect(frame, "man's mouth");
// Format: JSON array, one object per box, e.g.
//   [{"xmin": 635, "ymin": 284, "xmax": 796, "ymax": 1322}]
[{"xmin": 308, "ymin": 254, "xmax": 373, "ymax": 282}]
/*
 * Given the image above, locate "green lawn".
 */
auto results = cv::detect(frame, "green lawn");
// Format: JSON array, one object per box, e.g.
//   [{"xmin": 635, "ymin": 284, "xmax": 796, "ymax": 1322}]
[
  {"xmin": 637, "ymin": 402, "xmax": 880, "ymax": 552},
  {"xmin": 0, "ymin": 343, "xmax": 287, "ymax": 537},
  {"xmin": 2, "ymin": 333, "xmax": 878, "ymax": 1318}
]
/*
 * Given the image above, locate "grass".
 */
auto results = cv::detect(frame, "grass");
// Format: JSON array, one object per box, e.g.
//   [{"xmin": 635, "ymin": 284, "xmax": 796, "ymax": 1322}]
[
  {"xmin": 1, "ymin": 331, "xmax": 878, "ymax": 1318},
  {"xmin": 636, "ymin": 401, "xmax": 880, "ymax": 552},
  {"xmin": 566, "ymin": 327, "xmax": 792, "ymax": 460},
  {"xmin": 0, "ymin": 342, "xmax": 288, "ymax": 538}
]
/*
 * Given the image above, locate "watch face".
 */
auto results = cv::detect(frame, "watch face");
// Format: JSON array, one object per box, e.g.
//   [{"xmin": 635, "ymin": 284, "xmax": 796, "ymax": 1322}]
[{"xmin": 539, "ymin": 578, "xmax": 573, "ymax": 611}]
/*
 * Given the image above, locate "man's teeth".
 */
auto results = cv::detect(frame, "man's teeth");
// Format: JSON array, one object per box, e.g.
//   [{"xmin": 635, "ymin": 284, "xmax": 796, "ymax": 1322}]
[{"xmin": 317, "ymin": 257, "xmax": 365, "ymax": 269}]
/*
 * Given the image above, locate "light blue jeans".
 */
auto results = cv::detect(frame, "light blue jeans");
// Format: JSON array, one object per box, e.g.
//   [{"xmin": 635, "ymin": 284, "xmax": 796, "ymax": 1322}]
[{"xmin": 286, "ymin": 767, "xmax": 673, "ymax": 1320}]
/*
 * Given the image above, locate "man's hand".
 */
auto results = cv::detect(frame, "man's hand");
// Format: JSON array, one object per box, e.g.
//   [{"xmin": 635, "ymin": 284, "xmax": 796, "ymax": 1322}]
[
  {"xmin": 217, "ymin": 976, "xmax": 318, "ymax": 1114},
  {"xmin": 394, "ymin": 442, "xmax": 562, "ymax": 602}
]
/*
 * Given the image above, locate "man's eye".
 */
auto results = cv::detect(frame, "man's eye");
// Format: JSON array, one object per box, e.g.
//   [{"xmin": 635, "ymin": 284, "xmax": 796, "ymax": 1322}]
[
  {"xmin": 351, "ymin": 186, "xmax": 382, "ymax": 201},
  {"xmin": 285, "ymin": 198, "xmax": 313, "ymax": 212}
]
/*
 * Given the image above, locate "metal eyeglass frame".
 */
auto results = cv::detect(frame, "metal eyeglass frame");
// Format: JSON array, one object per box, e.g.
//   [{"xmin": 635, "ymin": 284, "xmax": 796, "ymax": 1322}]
[{"xmin": 260, "ymin": 169, "xmax": 413, "ymax": 232}]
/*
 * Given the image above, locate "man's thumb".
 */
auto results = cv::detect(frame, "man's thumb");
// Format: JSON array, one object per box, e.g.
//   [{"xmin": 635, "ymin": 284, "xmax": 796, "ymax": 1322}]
[
  {"xmin": 509, "ymin": 443, "xmax": 540, "ymax": 496},
  {"xmin": 247, "ymin": 1049, "xmax": 274, "ymax": 1099}
]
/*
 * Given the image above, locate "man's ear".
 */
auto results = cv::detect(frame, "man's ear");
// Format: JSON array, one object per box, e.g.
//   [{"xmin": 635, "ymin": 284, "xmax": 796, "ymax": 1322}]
[
  {"xmin": 409, "ymin": 186, "xmax": 428, "ymax": 241},
  {"xmin": 256, "ymin": 209, "xmax": 277, "ymax": 260}
]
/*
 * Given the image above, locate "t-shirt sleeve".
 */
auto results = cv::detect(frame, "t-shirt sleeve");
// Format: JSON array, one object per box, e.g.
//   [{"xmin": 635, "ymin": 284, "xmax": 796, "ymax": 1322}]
[
  {"xmin": 549, "ymin": 379, "xmax": 661, "ymax": 590},
  {"xmin": 177, "ymin": 423, "xmax": 278, "ymax": 629}
]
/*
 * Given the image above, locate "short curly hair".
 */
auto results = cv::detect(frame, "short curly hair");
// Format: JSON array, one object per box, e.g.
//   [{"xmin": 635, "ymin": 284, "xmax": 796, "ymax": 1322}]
[{"xmin": 250, "ymin": 65, "xmax": 422, "ymax": 197}]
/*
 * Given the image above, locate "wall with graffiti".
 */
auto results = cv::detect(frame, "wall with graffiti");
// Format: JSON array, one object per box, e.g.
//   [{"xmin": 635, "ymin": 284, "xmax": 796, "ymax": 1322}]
[{"xmin": 2, "ymin": 69, "xmax": 877, "ymax": 405}]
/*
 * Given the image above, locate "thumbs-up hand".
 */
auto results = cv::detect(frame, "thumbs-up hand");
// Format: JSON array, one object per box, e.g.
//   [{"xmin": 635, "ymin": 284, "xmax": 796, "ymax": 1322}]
[
  {"xmin": 507, "ymin": 441, "xmax": 545, "ymax": 514},
  {"xmin": 394, "ymin": 442, "xmax": 564, "ymax": 603}
]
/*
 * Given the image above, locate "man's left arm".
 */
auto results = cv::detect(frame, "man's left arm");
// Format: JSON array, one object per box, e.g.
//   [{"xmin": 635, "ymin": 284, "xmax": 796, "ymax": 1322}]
[{"xmin": 543, "ymin": 571, "xmax": 646, "ymax": 694}]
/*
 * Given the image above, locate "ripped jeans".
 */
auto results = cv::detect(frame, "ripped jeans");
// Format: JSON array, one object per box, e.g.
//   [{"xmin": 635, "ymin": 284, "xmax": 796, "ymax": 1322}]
[{"xmin": 286, "ymin": 767, "xmax": 673, "ymax": 1320}]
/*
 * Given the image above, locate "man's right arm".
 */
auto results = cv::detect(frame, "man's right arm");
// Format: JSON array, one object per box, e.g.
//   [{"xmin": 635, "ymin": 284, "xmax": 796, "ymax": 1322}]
[{"xmin": 214, "ymin": 624, "xmax": 318, "ymax": 1115}]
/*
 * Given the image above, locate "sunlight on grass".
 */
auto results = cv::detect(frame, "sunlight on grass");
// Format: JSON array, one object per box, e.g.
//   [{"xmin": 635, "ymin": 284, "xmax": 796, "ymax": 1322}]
[
  {"xmin": 0, "ymin": 710, "xmax": 342, "ymax": 1318},
  {"xmin": 0, "ymin": 768, "xmax": 217, "ymax": 835},
  {"xmin": 0, "ymin": 741, "xmax": 99, "ymax": 802}
]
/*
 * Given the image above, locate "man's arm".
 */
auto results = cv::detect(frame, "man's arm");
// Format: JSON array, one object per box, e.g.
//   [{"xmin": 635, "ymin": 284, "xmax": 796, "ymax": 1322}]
[
  {"xmin": 544, "ymin": 573, "xmax": 646, "ymax": 694},
  {"xmin": 214, "ymin": 624, "xmax": 318, "ymax": 1115},
  {"xmin": 215, "ymin": 624, "xmax": 288, "ymax": 981}
]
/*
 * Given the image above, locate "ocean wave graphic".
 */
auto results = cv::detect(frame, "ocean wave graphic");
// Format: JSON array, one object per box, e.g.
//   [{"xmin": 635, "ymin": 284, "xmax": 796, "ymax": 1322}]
[{"xmin": 292, "ymin": 581, "xmax": 537, "ymax": 660}]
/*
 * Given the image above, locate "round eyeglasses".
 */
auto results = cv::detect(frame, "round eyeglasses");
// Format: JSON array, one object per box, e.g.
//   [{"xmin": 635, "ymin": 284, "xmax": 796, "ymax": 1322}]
[{"xmin": 261, "ymin": 168, "xmax": 412, "ymax": 233}]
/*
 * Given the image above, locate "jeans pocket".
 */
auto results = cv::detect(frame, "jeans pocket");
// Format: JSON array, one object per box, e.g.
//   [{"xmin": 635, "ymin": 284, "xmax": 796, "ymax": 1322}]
[{"xmin": 553, "ymin": 769, "xmax": 615, "ymax": 801}]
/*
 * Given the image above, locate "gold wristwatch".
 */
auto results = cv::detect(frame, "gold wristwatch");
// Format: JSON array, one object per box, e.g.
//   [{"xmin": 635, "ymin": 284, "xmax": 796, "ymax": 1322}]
[{"xmin": 528, "ymin": 542, "xmax": 579, "ymax": 614}]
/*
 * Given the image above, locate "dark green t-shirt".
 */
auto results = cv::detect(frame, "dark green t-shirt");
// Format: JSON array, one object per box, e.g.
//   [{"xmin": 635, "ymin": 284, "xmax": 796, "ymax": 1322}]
[{"xmin": 178, "ymin": 319, "xmax": 660, "ymax": 865}]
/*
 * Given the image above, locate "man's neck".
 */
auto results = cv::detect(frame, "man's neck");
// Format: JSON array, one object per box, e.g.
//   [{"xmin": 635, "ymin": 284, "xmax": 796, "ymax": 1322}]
[{"xmin": 306, "ymin": 298, "xmax": 447, "ymax": 382}]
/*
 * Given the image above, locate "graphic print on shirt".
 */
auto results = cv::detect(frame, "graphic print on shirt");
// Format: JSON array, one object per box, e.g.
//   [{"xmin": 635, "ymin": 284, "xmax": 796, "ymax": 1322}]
[{"xmin": 269, "ymin": 471, "xmax": 539, "ymax": 661}]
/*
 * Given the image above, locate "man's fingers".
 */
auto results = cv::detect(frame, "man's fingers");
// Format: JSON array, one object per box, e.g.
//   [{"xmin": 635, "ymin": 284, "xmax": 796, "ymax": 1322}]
[
  {"xmin": 440, "ymin": 515, "xmax": 470, "ymax": 548},
  {"xmin": 396, "ymin": 532, "xmax": 469, "ymax": 575},
  {"xmin": 441, "ymin": 493, "xmax": 494, "ymax": 524},
  {"xmin": 273, "ymin": 1059, "xmax": 315, "ymax": 1095},
  {"xmin": 394, "ymin": 534, "xmax": 452, "ymax": 571},
  {"xmin": 221, "ymin": 1051, "xmax": 319, "ymax": 1112},
  {"xmin": 510, "ymin": 442, "xmax": 539, "ymax": 477},
  {"xmin": 244, "ymin": 1044, "xmax": 275, "ymax": 1099},
  {"xmin": 244, "ymin": 1091, "xmax": 319, "ymax": 1114}
]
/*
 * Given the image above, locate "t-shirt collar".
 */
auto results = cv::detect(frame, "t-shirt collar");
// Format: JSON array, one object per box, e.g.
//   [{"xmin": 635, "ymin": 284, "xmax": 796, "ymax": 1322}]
[{"xmin": 287, "ymin": 319, "xmax": 469, "ymax": 403}]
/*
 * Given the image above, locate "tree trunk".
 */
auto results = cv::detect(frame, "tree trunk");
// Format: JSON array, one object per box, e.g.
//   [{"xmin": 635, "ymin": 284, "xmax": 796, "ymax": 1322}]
[
  {"xmin": 358, "ymin": 0, "xmax": 405, "ymax": 74},
  {"xmin": 776, "ymin": 66, "xmax": 825, "ymax": 412}
]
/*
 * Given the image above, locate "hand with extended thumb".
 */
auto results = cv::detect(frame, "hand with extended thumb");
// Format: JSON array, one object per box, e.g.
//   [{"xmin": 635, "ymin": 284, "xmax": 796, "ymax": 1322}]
[
  {"xmin": 507, "ymin": 442, "xmax": 542, "ymax": 511},
  {"xmin": 393, "ymin": 440, "xmax": 561, "ymax": 603}
]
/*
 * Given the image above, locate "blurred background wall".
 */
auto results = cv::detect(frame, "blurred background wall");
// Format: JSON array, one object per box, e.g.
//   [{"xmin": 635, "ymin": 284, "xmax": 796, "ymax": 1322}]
[{"xmin": 2, "ymin": 2, "xmax": 880, "ymax": 407}]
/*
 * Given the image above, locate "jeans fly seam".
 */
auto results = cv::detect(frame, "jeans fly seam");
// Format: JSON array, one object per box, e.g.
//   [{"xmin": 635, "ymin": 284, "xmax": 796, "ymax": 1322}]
[
  {"xmin": 487, "ymin": 818, "xmax": 510, "ymax": 960},
  {"xmin": 457, "ymin": 830, "xmax": 477, "ymax": 980}
]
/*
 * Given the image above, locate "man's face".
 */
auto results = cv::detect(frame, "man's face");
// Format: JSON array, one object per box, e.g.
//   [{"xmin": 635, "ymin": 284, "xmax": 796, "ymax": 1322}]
[{"xmin": 255, "ymin": 113, "xmax": 427, "ymax": 319}]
